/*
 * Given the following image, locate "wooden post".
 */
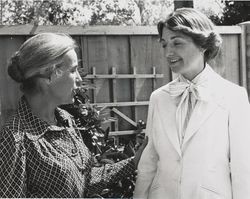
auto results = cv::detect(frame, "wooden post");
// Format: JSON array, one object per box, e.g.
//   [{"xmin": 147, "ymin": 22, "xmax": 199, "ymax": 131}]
[
  {"xmin": 111, "ymin": 67, "xmax": 119, "ymax": 144},
  {"xmin": 92, "ymin": 67, "xmax": 97, "ymax": 103},
  {"xmin": 152, "ymin": 67, "xmax": 157, "ymax": 90},
  {"xmin": 111, "ymin": 67, "xmax": 119, "ymax": 132},
  {"xmin": 111, "ymin": 67, "xmax": 117, "ymax": 103},
  {"xmin": 239, "ymin": 23, "xmax": 247, "ymax": 90},
  {"xmin": 132, "ymin": 67, "xmax": 138, "ymax": 123}
]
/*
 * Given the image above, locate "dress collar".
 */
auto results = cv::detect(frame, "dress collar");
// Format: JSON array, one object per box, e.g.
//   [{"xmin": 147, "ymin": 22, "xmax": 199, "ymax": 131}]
[
  {"xmin": 17, "ymin": 96, "xmax": 73, "ymax": 140},
  {"xmin": 162, "ymin": 64, "xmax": 225, "ymax": 105},
  {"xmin": 178, "ymin": 64, "xmax": 211, "ymax": 85}
]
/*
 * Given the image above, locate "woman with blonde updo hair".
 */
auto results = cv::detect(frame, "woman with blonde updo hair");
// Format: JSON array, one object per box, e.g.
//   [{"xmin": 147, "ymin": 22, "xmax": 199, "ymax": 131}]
[
  {"xmin": 134, "ymin": 8, "xmax": 250, "ymax": 199},
  {"xmin": 0, "ymin": 33, "xmax": 147, "ymax": 198}
]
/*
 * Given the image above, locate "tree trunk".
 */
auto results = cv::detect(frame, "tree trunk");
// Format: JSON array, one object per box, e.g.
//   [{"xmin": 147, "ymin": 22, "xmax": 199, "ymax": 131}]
[{"xmin": 174, "ymin": 0, "xmax": 193, "ymax": 10}]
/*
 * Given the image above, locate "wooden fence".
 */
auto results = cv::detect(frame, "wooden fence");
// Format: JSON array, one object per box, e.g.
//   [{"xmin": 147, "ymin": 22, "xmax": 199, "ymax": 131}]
[
  {"xmin": 243, "ymin": 22, "xmax": 250, "ymax": 93},
  {"xmin": 0, "ymin": 25, "xmax": 245, "ymax": 136}
]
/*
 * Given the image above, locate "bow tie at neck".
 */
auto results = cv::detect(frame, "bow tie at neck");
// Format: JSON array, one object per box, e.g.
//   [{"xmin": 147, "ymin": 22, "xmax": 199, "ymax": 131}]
[
  {"xmin": 168, "ymin": 66, "xmax": 216, "ymax": 145},
  {"xmin": 169, "ymin": 75, "xmax": 211, "ymax": 145},
  {"xmin": 169, "ymin": 75, "xmax": 211, "ymax": 104}
]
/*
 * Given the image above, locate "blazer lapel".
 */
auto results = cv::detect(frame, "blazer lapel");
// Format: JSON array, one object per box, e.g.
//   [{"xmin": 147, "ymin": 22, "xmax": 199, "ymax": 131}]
[
  {"xmin": 182, "ymin": 99, "xmax": 219, "ymax": 147},
  {"xmin": 158, "ymin": 88, "xmax": 182, "ymax": 157},
  {"xmin": 182, "ymin": 65, "xmax": 225, "ymax": 148},
  {"xmin": 182, "ymin": 77, "xmax": 225, "ymax": 148},
  {"xmin": 158, "ymin": 66, "xmax": 225, "ymax": 156}
]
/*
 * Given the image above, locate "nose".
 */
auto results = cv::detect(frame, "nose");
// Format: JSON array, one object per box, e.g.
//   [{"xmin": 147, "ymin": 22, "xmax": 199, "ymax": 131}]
[
  {"xmin": 164, "ymin": 45, "xmax": 173, "ymax": 58},
  {"xmin": 75, "ymin": 70, "xmax": 82, "ymax": 87},
  {"xmin": 76, "ymin": 70, "xmax": 82, "ymax": 81}
]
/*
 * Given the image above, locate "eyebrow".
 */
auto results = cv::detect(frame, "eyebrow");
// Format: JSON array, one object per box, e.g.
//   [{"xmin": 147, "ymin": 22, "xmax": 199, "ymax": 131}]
[
  {"xmin": 170, "ymin": 36, "xmax": 183, "ymax": 39},
  {"xmin": 160, "ymin": 35, "xmax": 183, "ymax": 42}
]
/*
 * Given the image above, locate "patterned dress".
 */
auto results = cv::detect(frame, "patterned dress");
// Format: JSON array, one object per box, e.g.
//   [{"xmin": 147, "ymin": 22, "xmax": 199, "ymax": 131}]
[{"xmin": 0, "ymin": 96, "xmax": 135, "ymax": 198}]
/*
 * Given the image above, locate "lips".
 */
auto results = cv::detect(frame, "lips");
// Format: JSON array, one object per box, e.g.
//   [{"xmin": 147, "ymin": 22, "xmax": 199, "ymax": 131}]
[
  {"xmin": 167, "ymin": 57, "xmax": 181, "ymax": 64},
  {"xmin": 170, "ymin": 59, "xmax": 179, "ymax": 63}
]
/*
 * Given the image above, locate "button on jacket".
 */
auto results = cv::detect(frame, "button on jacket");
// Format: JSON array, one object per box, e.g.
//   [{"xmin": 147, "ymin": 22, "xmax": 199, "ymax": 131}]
[
  {"xmin": 0, "ymin": 96, "xmax": 135, "ymax": 198},
  {"xmin": 134, "ymin": 65, "xmax": 250, "ymax": 199}
]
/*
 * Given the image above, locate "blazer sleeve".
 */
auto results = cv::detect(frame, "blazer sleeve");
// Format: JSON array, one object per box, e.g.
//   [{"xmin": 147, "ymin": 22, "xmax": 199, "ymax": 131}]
[
  {"xmin": 133, "ymin": 92, "xmax": 159, "ymax": 199},
  {"xmin": 0, "ymin": 127, "xmax": 27, "ymax": 198},
  {"xmin": 229, "ymin": 87, "xmax": 250, "ymax": 199}
]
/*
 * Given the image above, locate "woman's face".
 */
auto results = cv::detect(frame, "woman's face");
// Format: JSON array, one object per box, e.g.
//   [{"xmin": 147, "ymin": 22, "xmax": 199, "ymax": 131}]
[
  {"xmin": 161, "ymin": 27, "xmax": 205, "ymax": 80},
  {"xmin": 48, "ymin": 49, "xmax": 82, "ymax": 105}
]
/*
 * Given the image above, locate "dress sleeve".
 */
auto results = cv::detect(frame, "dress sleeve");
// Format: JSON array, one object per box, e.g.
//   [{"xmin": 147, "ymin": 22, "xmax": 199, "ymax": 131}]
[
  {"xmin": 86, "ymin": 157, "xmax": 135, "ymax": 196},
  {"xmin": 229, "ymin": 87, "xmax": 250, "ymax": 199},
  {"xmin": 133, "ymin": 93, "xmax": 159, "ymax": 198},
  {"xmin": 0, "ymin": 126, "xmax": 27, "ymax": 198}
]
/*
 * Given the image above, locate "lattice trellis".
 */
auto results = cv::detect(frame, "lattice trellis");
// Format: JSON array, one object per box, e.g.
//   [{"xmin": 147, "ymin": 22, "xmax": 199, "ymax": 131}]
[{"xmin": 79, "ymin": 67, "xmax": 164, "ymax": 137}]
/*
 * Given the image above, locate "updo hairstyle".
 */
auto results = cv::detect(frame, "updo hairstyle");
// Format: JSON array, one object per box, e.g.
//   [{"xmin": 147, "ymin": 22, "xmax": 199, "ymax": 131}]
[
  {"xmin": 157, "ymin": 8, "xmax": 222, "ymax": 62},
  {"xmin": 8, "ymin": 33, "xmax": 77, "ymax": 93}
]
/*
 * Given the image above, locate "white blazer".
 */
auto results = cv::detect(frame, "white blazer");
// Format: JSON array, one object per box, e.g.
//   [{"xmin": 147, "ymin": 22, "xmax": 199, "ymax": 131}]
[{"xmin": 134, "ymin": 66, "xmax": 250, "ymax": 199}]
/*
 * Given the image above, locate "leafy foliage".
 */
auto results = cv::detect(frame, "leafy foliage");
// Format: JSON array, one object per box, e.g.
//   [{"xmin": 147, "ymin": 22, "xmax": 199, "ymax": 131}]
[
  {"xmin": 1, "ymin": 0, "xmax": 91, "ymax": 25},
  {"xmin": 5, "ymin": 0, "xmax": 248, "ymax": 26},
  {"xmin": 0, "ymin": 0, "xmax": 174, "ymax": 25},
  {"xmin": 88, "ymin": 0, "xmax": 136, "ymax": 25},
  {"xmin": 134, "ymin": 0, "xmax": 173, "ymax": 25},
  {"xmin": 60, "ymin": 85, "xmax": 146, "ymax": 198},
  {"xmin": 209, "ymin": 0, "xmax": 250, "ymax": 25}
]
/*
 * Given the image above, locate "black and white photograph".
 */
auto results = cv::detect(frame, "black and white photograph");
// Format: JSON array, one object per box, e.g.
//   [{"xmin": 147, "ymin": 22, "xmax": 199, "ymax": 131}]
[{"xmin": 0, "ymin": 0, "xmax": 250, "ymax": 198}]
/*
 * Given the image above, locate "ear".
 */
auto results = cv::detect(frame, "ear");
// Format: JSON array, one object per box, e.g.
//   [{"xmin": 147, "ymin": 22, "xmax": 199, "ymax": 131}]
[
  {"xmin": 48, "ymin": 68, "xmax": 63, "ymax": 83},
  {"xmin": 39, "ymin": 76, "xmax": 51, "ymax": 86},
  {"xmin": 55, "ymin": 68, "xmax": 64, "ymax": 77}
]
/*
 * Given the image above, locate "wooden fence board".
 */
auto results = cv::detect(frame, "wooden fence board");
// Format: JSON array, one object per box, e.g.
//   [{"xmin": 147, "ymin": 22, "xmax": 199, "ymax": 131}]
[
  {"xmin": 221, "ymin": 35, "xmax": 240, "ymax": 84},
  {"xmin": 247, "ymin": 57, "xmax": 250, "ymax": 89},
  {"xmin": 130, "ymin": 35, "xmax": 154, "ymax": 124},
  {"xmin": 246, "ymin": 24, "xmax": 250, "ymax": 89},
  {"xmin": 0, "ymin": 26, "xmax": 244, "ymax": 134},
  {"xmin": 107, "ymin": 36, "xmax": 132, "ymax": 131},
  {"xmin": 86, "ymin": 36, "xmax": 109, "ymax": 103},
  {"xmin": 0, "ymin": 36, "xmax": 24, "ymax": 125},
  {"xmin": 246, "ymin": 33, "xmax": 250, "ymax": 46},
  {"xmin": 151, "ymin": 36, "xmax": 172, "ymax": 87},
  {"xmin": 208, "ymin": 35, "xmax": 240, "ymax": 85},
  {"xmin": 0, "ymin": 25, "xmax": 242, "ymax": 35},
  {"xmin": 79, "ymin": 36, "xmax": 89, "ymax": 70}
]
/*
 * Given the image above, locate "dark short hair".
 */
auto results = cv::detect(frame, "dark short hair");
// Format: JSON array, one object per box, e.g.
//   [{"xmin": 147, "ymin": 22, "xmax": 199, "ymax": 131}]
[{"xmin": 157, "ymin": 8, "xmax": 222, "ymax": 62}]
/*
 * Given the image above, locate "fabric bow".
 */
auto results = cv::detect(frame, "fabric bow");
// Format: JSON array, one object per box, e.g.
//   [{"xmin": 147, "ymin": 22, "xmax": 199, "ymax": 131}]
[{"xmin": 169, "ymin": 77, "xmax": 210, "ymax": 146}]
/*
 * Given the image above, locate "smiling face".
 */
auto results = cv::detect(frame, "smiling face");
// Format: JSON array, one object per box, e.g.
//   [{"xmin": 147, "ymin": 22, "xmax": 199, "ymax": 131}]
[
  {"xmin": 161, "ymin": 27, "xmax": 205, "ymax": 80},
  {"xmin": 48, "ymin": 49, "xmax": 82, "ymax": 105}
]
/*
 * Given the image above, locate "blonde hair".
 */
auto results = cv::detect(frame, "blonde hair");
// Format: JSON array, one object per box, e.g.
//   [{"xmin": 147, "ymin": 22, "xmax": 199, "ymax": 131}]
[
  {"xmin": 8, "ymin": 33, "xmax": 77, "ymax": 93},
  {"xmin": 158, "ymin": 8, "xmax": 222, "ymax": 62}
]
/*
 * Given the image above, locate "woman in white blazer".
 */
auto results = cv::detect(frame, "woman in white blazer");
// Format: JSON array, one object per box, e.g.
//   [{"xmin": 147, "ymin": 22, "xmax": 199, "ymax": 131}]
[{"xmin": 134, "ymin": 8, "xmax": 250, "ymax": 199}]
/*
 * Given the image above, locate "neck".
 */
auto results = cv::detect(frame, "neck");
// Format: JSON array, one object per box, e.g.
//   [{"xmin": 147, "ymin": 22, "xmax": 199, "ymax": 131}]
[
  {"xmin": 24, "ymin": 93, "xmax": 58, "ymax": 125},
  {"xmin": 183, "ymin": 61, "xmax": 206, "ymax": 81}
]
